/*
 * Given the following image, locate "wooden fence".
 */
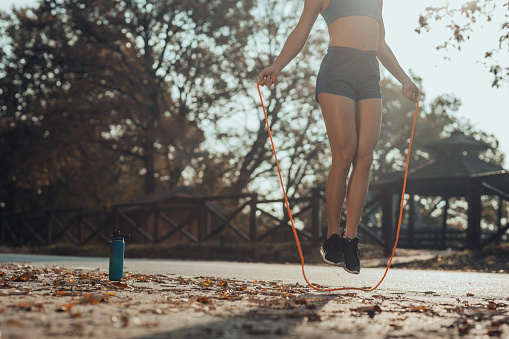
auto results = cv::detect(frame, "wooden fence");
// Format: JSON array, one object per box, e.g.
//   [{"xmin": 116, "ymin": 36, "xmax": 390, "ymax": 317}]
[
  {"xmin": 0, "ymin": 190, "xmax": 325, "ymax": 247},
  {"xmin": 0, "ymin": 188, "xmax": 396, "ymax": 251},
  {"xmin": 1, "ymin": 187, "xmax": 505, "ymax": 253}
]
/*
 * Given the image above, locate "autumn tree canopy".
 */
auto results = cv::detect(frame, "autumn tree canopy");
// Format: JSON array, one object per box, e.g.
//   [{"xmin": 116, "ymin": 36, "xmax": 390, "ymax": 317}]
[
  {"xmin": 0, "ymin": 0, "xmax": 254, "ymax": 210},
  {"xmin": 0, "ymin": 0, "xmax": 506, "ymax": 216}
]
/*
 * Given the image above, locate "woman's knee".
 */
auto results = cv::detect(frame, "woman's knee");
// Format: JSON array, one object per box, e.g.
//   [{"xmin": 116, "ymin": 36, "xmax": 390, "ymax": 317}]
[
  {"xmin": 331, "ymin": 147, "xmax": 357, "ymax": 172},
  {"xmin": 354, "ymin": 150, "xmax": 374, "ymax": 172}
]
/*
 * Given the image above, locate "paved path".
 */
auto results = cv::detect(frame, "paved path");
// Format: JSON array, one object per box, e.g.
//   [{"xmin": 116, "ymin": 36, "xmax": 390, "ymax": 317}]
[
  {"xmin": 1, "ymin": 253, "xmax": 507, "ymax": 299},
  {"xmin": 1, "ymin": 253, "xmax": 509, "ymax": 339}
]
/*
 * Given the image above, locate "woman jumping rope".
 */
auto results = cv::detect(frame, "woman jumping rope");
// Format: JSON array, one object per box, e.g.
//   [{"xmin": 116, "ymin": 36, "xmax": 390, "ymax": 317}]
[{"xmin": 258, "ymin": 0, "xmax": 419, "ymax": 275}]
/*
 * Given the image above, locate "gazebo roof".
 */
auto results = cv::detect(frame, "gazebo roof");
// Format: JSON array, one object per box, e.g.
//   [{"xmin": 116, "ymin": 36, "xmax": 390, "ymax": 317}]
[
  {"xmin": 372, "ymin": 131, "xmax": 507, "ymax": 197},
  {"xmin": 426, "ymin": 130, "xmax": 489, "ymax": 154},
  {"xmin": 407, "ymin": 155, "xmax": 503, "ymax": 180}
]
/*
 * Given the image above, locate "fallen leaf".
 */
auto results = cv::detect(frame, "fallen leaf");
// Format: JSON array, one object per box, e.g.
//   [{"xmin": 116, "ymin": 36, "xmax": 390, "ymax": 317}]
[
  {"xmin": 487, "ymin": 328, "xmax": 503, "ymax": 336},
  {"xmin": 12, "ymin": 273, "xmax": 38, "ymax": 282},
  {"xmin": 200, "ymin": 279, "xmax": 212, "ymax": 288},
  {"xmin": 306, "ymin": 313, "xmax": 321, "ymax": 322},
  {"xmin": 286, "ymin": 310, "xmax": 309, "ymax": 318},
  {"xmin": 6, "ymin": 318, "xmax": 24, "ymax": 327},
  {"xmin": 351, "ymin": 305, "xmax": 382, "ymax": 313},
  {"xmin": 217, "ymin": 280, "xmax": 228, "ymax": 287},
  {"xmin": 0, "ymin": 282, "xmax": 13, "ymax": 289},
  {"xmin": 458, "ymin": 326, "xmax": 471, "ymax": 335},
  {"xmin": 196, "ymin": 296, "xmax": 212, "ymax": 304},
  {"xmin": 133, "ymin": 275, "xmax": 149, "ymax": 282},
  {"xmin": 14, "ymin": 301, "xmax": 45, "ymax": 312},
  {"xmin": 0, "ymin": 289, "xmax": 29, "ymax": 296},
  {"xmin": 56, "ymin": 303, "xmax": 74, "ymax": 312},
  {"xmin": 410, "ymin": 306, "xmax": 429, "ymax": 313},
  {"xmin": 54, "ymin": 290, "xmax": 72, "ymax": 296},
  {"xmin": 487, "ymin": 301, "xmax": 498, "ymax": 310},
  {"xmin": 108, "ymin": 281, "xmax": 133, "ymax": 290},
  {"xmin": 79, "ymin": 293, "xmax": 109, "ymax": 305}
]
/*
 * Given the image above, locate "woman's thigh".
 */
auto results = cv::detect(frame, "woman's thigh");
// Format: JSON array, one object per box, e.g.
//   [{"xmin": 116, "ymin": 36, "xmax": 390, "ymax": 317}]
[
  {"xmin": 318, "ymin": 93, "xmax": 358, "ymax": 162},
  {"xmin": 355, "ymin": 98, "xmax": 383, "ymax": 159}
]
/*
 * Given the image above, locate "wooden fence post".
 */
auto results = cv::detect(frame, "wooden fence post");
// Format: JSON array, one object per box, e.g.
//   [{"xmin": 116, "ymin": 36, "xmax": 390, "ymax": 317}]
[
  {"xmin": 311, "ymin": 187, "xmax": 322, "ymax": 244},
  {"xmin": 441, "ymin": 198, "xmax": 449, "ymax": 249},
  {"xmin": 198, "ymin": 200, "xmax": 206, "ymax": 242},
  {"xmin": 46, "ymin": 212, "xmax": 52, "ymax": 244},
  {"xmin": 153, "ymin": 204, "xmax": 159, "ymax": 243},
  {"xmin": 77, "ymin": 211, "xmax": 83, "ymax": 245},
  {"xmin": 408, "ymin": 194, "xmax": 414, "ymax": 248},
  {"xmin": 381, "ymin": 184, "xmax": 394, "ymax": 256},
  {"xmin": 250, "ymin": 194, "xmax": 258, "ymax": 242},
  {"xmin": 496, "ymin": 196, "xmax": 502, "ymax": 245},
  {"xmin": 468, "ymin": 178, "xmax": 482, "ymax": 250}
]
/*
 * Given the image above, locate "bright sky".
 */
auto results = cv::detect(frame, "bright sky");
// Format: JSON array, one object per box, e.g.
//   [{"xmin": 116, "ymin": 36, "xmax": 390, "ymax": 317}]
[{"xmin": 1, "ymin": 0, "xmax": 508, "ymax": 166}]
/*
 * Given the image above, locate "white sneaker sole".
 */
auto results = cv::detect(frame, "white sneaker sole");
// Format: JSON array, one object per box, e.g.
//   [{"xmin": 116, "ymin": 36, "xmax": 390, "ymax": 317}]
[
  {"xmin": 320, "ymin": 247, "xmax": 345, "ymax": 268},
  {"xmin": 342, "ymin": 266, "xmax": 360, "ymax": 275}
]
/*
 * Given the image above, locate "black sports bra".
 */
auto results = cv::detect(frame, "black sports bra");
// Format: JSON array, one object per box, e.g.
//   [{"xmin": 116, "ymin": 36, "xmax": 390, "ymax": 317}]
[{"xmin": 321, "ymin": 0, "xmax": 381, "ymax": 27}]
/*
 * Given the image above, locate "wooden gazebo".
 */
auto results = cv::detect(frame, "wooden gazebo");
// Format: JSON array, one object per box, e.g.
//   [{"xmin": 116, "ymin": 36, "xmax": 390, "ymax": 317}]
[{"xmin": 369, "ymin": 131, "xmax": 509, "ymax": 252}]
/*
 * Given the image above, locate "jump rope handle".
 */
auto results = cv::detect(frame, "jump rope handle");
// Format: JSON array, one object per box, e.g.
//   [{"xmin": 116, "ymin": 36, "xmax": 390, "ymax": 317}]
[{"xmin": 257, "ymin": 83, "xmax": 419, "ymax": 292}]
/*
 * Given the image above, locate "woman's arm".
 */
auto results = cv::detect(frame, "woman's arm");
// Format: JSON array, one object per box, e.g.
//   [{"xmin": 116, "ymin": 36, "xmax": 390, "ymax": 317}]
[
  {"xmin": 258, "ymin": 0, "xmax": 322, "ymax": 87},
  {"xmin": 377, "ymin": 0, "xmax": 419, "ymax": 102}
]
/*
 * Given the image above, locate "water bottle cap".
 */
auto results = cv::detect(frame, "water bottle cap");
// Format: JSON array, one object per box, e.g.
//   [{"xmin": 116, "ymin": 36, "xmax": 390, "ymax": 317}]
[{"xmin": 111, "ymin": 230, "xmax": 130, "ymax": 239}]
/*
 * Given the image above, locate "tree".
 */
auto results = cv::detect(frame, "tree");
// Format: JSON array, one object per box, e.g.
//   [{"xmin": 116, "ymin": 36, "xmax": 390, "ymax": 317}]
[
  {"xmin": 200, "ymin": 0, "xmax": 331, "ymax": 201},
  {"xmin": 416, "ymin": 0, "xmax": 509, "ymax": 87},
  {"xmin": 0, "ymin": 0, "xmax": 254, "ymax": 211}
]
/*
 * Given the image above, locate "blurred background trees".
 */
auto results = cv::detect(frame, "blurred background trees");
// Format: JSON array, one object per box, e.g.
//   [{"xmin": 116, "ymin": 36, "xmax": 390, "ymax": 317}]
[
  {"xmin": 0, "ymin": 0, "xmax": 254, "ymax": 211},
  {"xmin": 0, "ymin": 0, "xmax": 505, "ymax": 216}
]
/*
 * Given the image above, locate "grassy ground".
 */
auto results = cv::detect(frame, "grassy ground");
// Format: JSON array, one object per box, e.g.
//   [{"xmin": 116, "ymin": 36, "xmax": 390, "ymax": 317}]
[{"xmin": 1, "ymin": 241, "xmax": 509, "ymax": 273}]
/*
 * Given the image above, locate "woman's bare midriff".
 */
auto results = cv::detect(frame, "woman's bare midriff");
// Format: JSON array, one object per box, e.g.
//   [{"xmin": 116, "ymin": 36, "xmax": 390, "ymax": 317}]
[{"xmin": 324, "ymin": 16, "xmax": 379, "ymax": 51}]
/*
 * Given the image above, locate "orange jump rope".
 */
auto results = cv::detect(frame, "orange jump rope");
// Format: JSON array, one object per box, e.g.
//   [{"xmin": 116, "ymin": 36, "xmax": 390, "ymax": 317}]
[{"xmin": 257, "ymin": 83, "xmax": 419, "ymax": 292}]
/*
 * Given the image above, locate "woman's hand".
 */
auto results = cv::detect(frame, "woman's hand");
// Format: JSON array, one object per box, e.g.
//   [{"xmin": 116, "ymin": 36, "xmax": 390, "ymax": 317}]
[
  {"xmin": 257, "ymin": 66, "xmax": 280, "ymax": 87},
  {"xmin": 402, "ymin": 80, "xmax": 419, "ymax": 102}
]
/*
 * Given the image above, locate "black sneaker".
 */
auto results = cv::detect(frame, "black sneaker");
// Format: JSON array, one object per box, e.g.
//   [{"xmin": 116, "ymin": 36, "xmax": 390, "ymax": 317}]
[
  {"xmin": 341, "ymin": 232, "xmax": 360, "ymax": 274},
  {"xmin": 320, "ymin": 234, "xmax": 345, "ymax": 267}
]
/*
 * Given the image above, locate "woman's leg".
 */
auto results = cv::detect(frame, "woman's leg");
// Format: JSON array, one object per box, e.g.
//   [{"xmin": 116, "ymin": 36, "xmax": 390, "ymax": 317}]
[
  {"xmin": 344, "ymin": 98, "xmax": 383, "ymax": 239},
  {"xmin": 318, "ymin": 93, "xmax": 358, "ymax": 238}
]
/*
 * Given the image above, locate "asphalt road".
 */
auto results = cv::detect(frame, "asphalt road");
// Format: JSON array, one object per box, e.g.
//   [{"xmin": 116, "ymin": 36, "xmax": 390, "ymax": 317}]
[{"xmin": 1, "ymin": 253, "xmax": 507, "ymax": 300}]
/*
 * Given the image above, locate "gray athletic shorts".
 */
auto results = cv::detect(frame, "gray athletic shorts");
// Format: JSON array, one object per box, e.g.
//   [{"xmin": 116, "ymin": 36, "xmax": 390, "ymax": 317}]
[{"xmin": 315, "ymin": 46, "xmax": 382, "ymax": 103}]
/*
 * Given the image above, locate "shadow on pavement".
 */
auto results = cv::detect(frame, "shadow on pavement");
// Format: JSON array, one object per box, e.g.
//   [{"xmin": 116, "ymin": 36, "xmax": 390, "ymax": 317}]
[{"xmin": 134, "ymin": 293, "xmax": 338, "ymax": 338}]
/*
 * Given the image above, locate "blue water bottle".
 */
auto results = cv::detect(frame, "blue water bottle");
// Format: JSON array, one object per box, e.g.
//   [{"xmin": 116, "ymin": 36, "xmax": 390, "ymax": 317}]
[{"xmin": 109, "ymin": 230, "xmax": 130, "ymax": 281}]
